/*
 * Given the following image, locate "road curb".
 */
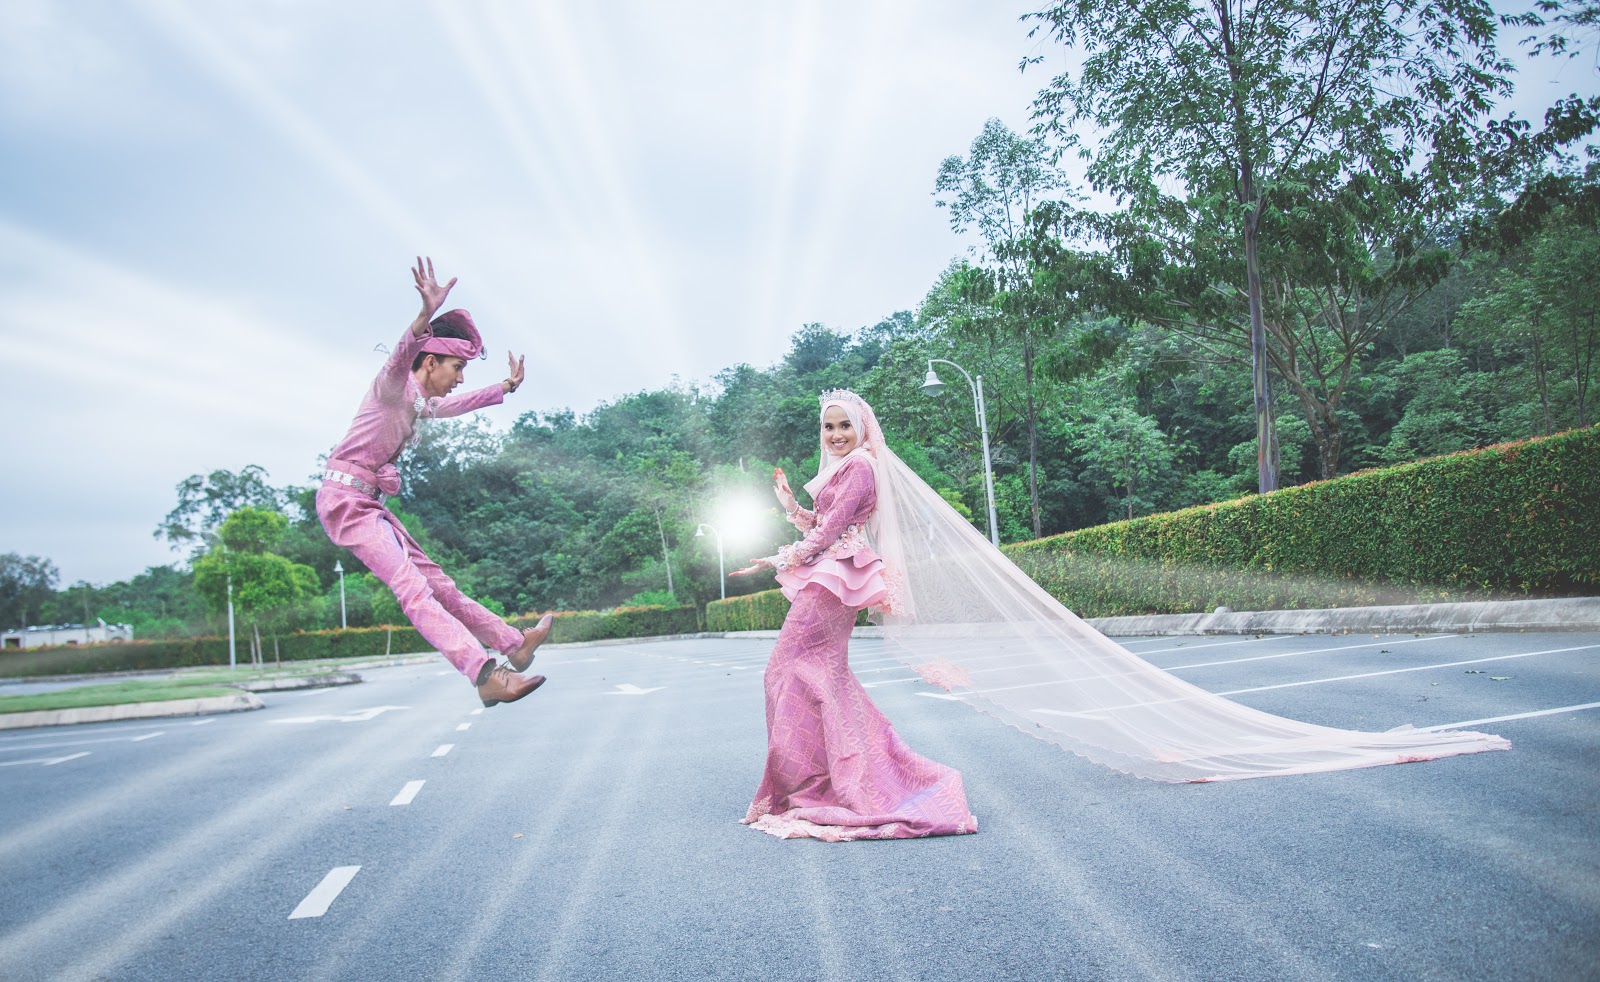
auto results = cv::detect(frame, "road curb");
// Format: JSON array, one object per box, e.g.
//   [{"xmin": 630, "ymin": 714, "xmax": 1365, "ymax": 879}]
[
  {"xmin": 234, "ymin": 672, "xmax": 361, "ymax": 692},
  {"xmin": 1088, "ymin": 596, "xmax": 1600, "ymax": 637},
  {"xmin": 0, "ymin": 693, "xmax": 265, "ymax": 731}
]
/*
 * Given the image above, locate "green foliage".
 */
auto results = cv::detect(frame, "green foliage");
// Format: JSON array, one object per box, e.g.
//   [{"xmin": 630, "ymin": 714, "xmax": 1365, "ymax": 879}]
[
  {"xmin": 705, "ymin": 590, "xmax": 793, "ymax": 632},
  {"xmin": 0, "ymin": 554, "xmax": 60, "ymax": 631},
  {"xmin": 511, "ymin": 605, "xmax": 701, "ymax": 643},
  {"xmin": 1007, "ymin": 426, "xmax": 1600, "ymax": 616}
]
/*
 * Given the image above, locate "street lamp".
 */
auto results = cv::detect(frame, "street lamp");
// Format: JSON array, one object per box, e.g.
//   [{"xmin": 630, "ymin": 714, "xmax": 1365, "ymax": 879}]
[
  {"xmin": 921, "ymin": 358, "xmax": 1001, "ymax": 547},
  {"xmin": 333, "ymin": 560, "xmax": 347, "ymax": 629},
  {"xmin": 694, "ymin": 523, "xmax": 726, "ymax": 600}
]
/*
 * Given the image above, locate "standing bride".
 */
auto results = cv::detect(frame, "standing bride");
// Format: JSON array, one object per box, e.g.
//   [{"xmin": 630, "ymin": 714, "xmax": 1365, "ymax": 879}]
[
  {"xmin": 732, "ymin": 387, "xmax": 1507, "ymax": 826},
  {"xmin": 730, "ymin": 390, "xmax": 977, "ymax": 841}
]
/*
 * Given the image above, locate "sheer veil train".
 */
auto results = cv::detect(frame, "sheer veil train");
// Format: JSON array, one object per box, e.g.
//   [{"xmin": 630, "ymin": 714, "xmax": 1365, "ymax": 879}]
[{"xmin": 835, "ymin": 391, "xmax": 1509, "ymax": 783}]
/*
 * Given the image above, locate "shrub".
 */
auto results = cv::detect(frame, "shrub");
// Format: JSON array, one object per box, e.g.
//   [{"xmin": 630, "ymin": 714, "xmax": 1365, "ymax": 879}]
[
  {"xmin": 509, "ymin": 605, "xmax": 700, "ymax": 643},
  {"xmin": 706, "ymin": 590, "xmax": 792, "ymax": 631},
  {"xmin": 0, "ymin": 605, "xmax": 703, "ymax": 677},
  {"xmin": 1008, "ymin": 425, "xmax": 1600, "ymax": 616}
]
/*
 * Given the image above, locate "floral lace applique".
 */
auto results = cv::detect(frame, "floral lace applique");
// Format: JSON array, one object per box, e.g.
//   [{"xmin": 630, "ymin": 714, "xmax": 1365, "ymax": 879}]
[{"xmin": 913, "ymin": 657, "xmax": 972, "ymax": 691}]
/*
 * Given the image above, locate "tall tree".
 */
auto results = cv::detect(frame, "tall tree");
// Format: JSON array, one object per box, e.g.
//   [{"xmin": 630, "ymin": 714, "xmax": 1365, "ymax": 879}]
[
  {"xmin": 935, "ymin": 118, "xmax": 1075, "ymax": 536},
  {"xmin": 1026, "ymin": 0, "xmax": 1514, "ymax": 491},
  {"xmin": 0, "ymin": 553, "xmax": 60, "ymax": 630},
  {"xmin": 155, "ymin": 465, "xmax": 283, "ymax": 554},
  {"xmin": 192, "ymin": 507, "xmax": 317, "ymax": 665}
]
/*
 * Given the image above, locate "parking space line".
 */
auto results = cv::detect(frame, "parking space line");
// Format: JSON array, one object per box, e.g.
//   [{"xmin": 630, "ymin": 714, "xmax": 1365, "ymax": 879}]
[
  {"xmin": 1218, "ymin": 644, "xmax": 1600, "ymax": 696},
  {"xmin": 0, "ymin": 733, "xmax": 170, "ymax": 754},
  {"xmin": 0, "ymin": 751, "xmax": 90, "ymax": 767},
  {"xmin": 918, "ymin": 643, "xmax": 1600, "ymax": 704},
  {"xmin": 1417, "ymin": 701, "xmax": 1600, "ymax": 732},
  {"xmin": 1169, "ymin": 635, "xmax": 1454, "ymax": 671},
  {"xmin": 431, "ymin": 744, "xmax": 454, "ymax": 757},
  {"xmin": 289, "ymin": 866, "xmax": 361, "ymax": 919},
  {"xmin": 390, "ymin": 780, "xmax": 425, "ymax": 806}
]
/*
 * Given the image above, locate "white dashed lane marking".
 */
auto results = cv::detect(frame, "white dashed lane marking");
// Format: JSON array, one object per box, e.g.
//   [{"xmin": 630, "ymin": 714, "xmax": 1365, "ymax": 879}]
[
  {"xmin": 456, "ymin": 723, "xmax": 470, "ymax": 731},
  {"xmin": 431, "ymin": 744, "xmax": 454, "ymax": 757},
  {"xmin": 289, "ymin": 866, "xmax": 361, "ymax": 919},
  {"xmin": 390, "ymin": 780, "xmax": 425, "ymax": 806}
]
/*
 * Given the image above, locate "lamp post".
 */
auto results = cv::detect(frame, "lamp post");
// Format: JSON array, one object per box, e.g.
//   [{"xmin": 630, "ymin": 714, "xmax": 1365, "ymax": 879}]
[
  {"xmin": 921, "ymin": 358, "xmax": 1001, "ymax": 547},
  {"xmin": 226, "ymin": 573, "xmax": 237, "ymax": 670},
  {"xmin": 694, "ymin": 523, "xmax": 725, "ymax": 600},
  {"xmin": 333, "ymin": 560, "xmax": 347, "ymax": 629}
]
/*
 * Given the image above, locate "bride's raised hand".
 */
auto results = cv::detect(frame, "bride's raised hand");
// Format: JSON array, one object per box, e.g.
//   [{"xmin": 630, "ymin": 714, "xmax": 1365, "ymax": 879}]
[
  {"xmin": 773, "ymin": 467, "xmax": 798, "ymax": 513},
  {"xmin": 411, "ymin": 255, "xmax": 457, "ymax": 315},
  {"xmin": 728, "ymin": 557, "xmax": 774, "ymax": 578}
]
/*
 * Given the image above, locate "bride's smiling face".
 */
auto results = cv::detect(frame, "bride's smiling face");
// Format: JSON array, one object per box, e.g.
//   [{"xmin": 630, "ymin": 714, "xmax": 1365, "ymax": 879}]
[{"xmin": 821, "ymin": 405, "xmax": 860, "ymax": 457}]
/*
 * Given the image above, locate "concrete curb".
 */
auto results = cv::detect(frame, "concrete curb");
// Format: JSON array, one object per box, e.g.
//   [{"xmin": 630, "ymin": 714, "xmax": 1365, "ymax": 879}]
[
  {"xmin": 0, "ymin": 693, "xmax": 265, "ymax": 731},
  {"xmin": 1088, "ymin": 596, "xmax": 1600, "ymax": 637},
  {"xmin": 234, "ymin": 672, "xmax": 361, "ymax": 693}
]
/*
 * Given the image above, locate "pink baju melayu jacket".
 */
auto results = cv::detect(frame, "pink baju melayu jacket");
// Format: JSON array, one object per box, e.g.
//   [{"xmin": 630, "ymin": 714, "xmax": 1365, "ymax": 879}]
[{"xmin": 316, "ymin": 322, "xmax": 521, "ymax": 682}]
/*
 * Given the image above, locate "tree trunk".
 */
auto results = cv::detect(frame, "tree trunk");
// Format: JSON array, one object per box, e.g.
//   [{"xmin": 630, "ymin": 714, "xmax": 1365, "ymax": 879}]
[
  {"xmin": 1573, "ymin": 311, "xmax": 1595, "ymax": 428},
  {"xmin": 655, "ymin": 506, "xmax": 674, "ymax": 597},
  {"xmin": 1025, "ymin": 345, "xmax": 1042, "ymax": 538},
  {"xmin": 1244, "ymin": 203, "xmax": 1280, "ymax": 493},
  {"xmin": 1533, "ymin": 329, "xmax": 1553, "ymax": 436}
]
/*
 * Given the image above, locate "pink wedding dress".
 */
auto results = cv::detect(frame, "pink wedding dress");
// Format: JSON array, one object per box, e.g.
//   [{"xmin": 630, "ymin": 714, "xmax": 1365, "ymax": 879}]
[{"xmin": 741, "ymin": 457, "xmax": 978, "ymax": 841}]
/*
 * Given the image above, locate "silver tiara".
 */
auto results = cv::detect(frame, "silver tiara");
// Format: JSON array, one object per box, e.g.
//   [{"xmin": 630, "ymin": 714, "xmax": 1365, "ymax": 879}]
[{"xmin": 818, "ymin": 388, "xmax": 868, "ymax": 409}]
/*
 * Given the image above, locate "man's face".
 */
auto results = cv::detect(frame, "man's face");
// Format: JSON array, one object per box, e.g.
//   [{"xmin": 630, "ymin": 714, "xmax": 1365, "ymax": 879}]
[{"xmin": 419, "ymin": 355, "xmax": 467, "ymax": 398}]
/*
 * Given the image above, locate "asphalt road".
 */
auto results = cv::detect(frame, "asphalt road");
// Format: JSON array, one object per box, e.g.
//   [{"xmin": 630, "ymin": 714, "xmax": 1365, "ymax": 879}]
[{"xmin": 0, "ymin": 631, "xmax": 1596, "ymax": 981}]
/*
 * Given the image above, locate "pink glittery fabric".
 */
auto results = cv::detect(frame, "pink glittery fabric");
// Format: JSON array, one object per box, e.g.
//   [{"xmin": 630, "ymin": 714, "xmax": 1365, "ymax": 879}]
[
  {"xmin": 744, "ymin": 461, "xmax": 977, "ymax": 842},
  {"xmin": 316, "ymin": 322, "xmax": 521, "ymax": 682}
]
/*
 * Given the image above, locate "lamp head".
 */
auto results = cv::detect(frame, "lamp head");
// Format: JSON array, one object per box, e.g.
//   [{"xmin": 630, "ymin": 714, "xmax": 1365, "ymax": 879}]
[
  {"xmin": 694, "ymin": 526, "xmax": 705, "ymax": 538},
  {"xmin": 333, "ymin": 560, "xmax": 344, "ymax": 574},
  {"xmin": 921, "ymin": 367, "xmax": 946, "ymax": 397}
]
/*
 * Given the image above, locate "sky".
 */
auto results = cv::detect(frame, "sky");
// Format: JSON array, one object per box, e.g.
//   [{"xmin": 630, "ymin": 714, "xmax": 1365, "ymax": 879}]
[{"xmin": 1, "ymin": 1, "xmax": 1591, "ymax": 587}]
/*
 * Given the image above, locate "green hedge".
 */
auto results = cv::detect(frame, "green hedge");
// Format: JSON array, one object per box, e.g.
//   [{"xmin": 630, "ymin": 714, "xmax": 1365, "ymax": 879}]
[
  {"xmin": 705, "ymin": 590, "xmax": 871, "ymax": 632},
  {"xmin": 706, "ymin": 590, "xmax": 793, "ymax": 632},
  {"xmin": 509, "ymin": 605, "xmax": 701, "ymax": 643},
  {"xmin": 0, "ymin": 605, "xmax": 703, "ymax": 678},
  {"xmin": 1008, "ymin": 425, "xmax": 1600, "ymax": 617},
  {"xmin": 711, "ymin": 427, "xmax": 1600, "ymax": 625}
]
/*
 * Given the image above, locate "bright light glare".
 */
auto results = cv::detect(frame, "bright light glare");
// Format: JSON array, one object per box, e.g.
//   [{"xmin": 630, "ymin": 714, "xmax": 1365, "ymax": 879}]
[{"xmin": 714, "ymin": 495, "xmax": 771, "ymax": 547}]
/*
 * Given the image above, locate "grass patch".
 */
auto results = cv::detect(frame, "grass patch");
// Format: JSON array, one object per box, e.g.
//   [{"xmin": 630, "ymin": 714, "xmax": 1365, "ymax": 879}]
[{"xmin": 0, "ymin": 680, "xmax": 243, "ymax": 714}]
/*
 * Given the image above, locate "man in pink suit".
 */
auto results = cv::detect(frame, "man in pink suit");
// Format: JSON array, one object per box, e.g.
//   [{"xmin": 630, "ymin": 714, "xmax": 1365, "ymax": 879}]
[{"xmin": 317, "ymin": 257, "xmax": 553, "ymax": 707}]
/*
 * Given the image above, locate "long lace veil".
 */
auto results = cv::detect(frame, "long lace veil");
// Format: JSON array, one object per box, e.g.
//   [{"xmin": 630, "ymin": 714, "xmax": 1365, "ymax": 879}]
[{"xmin": 827, "ymin": 390, "xmax": 1510, "ymax": 783}]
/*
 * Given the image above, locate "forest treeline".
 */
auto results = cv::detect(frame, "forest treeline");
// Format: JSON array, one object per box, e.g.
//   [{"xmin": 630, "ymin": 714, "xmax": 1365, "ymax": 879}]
[{"xmin": 5, "ymin": 0, "xmax": 1596, "ymax": 643}]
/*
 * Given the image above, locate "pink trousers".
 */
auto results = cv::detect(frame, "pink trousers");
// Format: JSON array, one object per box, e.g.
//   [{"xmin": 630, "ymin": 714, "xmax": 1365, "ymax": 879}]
[{"xmin": 316, "ymin": 485, "xmax": 521, "ymax": 683}]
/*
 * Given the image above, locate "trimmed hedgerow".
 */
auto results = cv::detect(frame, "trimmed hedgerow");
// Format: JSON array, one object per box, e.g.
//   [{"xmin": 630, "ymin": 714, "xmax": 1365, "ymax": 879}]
[
  {"xmin": 509, "ymin": 605, "xmax": 700, "ymax": 643},
  {"xmin": 1008, "ymin": 425, "xmax": 1599, "ymax": 617},
  {"xmin": 704, "ymin": 590, "xmax": 871, "ymax": 632},
  {"xmin": 712, "ymin": 427, "xmax": 1599, "ymax": 625},
  {"xmin": 706, "ymin": 590, "xmax": 793, "ymax": 632},
  {"xmin": 0, "ymin": 605, "xmax": 703, "ymax": 678}
]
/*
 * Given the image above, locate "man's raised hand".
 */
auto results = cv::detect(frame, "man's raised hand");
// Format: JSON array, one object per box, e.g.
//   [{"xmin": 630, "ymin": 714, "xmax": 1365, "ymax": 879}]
[
  {"xmin": 412, "ymin": 256, "xmax": 457, "ymax": 316},
  {"xmin": 503, "ymin": 351, "xmax": 526, "ymax": 395}
]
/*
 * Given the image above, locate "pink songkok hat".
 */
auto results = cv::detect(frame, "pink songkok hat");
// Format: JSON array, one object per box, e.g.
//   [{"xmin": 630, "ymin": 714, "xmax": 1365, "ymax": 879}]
[{"xmin": 423, "ymin": 309, "xmax": 485, "ymax": 360}]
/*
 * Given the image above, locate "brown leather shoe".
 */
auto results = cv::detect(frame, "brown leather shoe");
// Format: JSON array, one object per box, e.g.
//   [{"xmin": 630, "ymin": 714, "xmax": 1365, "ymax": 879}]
[
  {"xmin": 478, "ymin": 665, "xmax": 547, "ymax": 708},
  {"xmin": 505, "ymin": 613, "xmax": 555, "ymax": 672}
]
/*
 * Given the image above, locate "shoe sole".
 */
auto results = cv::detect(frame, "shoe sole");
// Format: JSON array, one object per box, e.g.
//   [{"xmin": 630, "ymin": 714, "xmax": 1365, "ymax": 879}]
[{"xmin": 480, "ymin": 674, "xmax": 547, "ymax": 708}]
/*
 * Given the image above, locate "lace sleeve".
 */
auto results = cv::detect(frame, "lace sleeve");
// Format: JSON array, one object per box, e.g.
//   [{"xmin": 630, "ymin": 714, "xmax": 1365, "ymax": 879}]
[
  {"xmin": 770, "ymin": 460, "xmax": 876, "ymax": 570},
  {"xmin": 785, "ymin": 507, "xmax": 817, "ymax": 532}
]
